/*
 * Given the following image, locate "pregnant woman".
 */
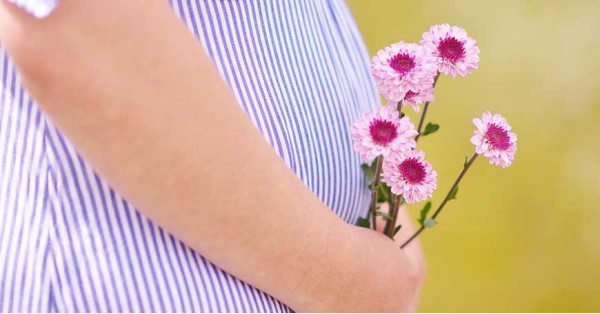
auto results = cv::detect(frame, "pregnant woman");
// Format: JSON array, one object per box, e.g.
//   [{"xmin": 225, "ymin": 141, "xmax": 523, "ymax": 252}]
[{"xmin": 0, "ymin": 0, "xmax": 425, "ymax": 312}]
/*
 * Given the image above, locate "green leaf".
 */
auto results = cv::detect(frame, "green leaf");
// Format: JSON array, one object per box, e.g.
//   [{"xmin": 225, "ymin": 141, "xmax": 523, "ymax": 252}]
[
  {"xmin": 418, "ymin": 201, "xmax": 432, "ymax": 226},
  {"xmin": 464, "ymin": 156, "xmax": 469, "ymax": 168},
  {"xmin": 375, "ymin": 211, "xmax": 392, "ymax": 221},
  {"xmin": 449, "ymin": 186, "xmax": 459, "ymax": 201},
  {"xmin": 356, "ymin": 216, "xmax": 370, "ymax": 228},
  {"xmin": 421, "ymin": 122, "xmax": 440, "ymax": 136},
  {"xmin": 377, "ymin": 183, "xmax": 390, "ymax": 203},
  {"xmin": 361, "ymin": 162, "xmax": 377, "ymax": 181},
  {"xmin": 424, "ymin": 218, "xmax": 437, "ymax": 228},
  {"xmin": 393, "ymin": 225, "xmax": 403, "ymax": 236}
]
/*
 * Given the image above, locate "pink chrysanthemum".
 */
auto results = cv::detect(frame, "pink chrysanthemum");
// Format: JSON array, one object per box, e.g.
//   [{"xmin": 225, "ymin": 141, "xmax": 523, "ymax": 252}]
[
  {"xmin": 381, "ymin": 150, "xmax": 437, "ymax": 204},
  {"xmin": 471, "ymin": 111, "xmax": 517, "ymax": 168},
  {"xmin": 370, "ymin": 41, "xmax": 438, "ymax": 104},
  {"xmin": 420, "ymin": 24, "xmax": 480, "ymax": 77},
  {"xmin": 351, "ymin": 106, "xmax": 418, "ymax": 162},
  {"xmin": 397, "ymin": 86, "xmax": 435, "ymax": 112}
]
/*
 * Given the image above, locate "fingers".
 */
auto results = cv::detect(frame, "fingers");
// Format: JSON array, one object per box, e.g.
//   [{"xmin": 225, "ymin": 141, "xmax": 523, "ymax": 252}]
[
  {"xmin": 393, "ymin": 205, "xmax": 426, "ymax": 312},
  {"xmin": 394, "ymin": 205, "xmax": 419, "ymax": 243},
  {"xmin": 395, "ymin": 206, "xmax": 426, "ymax": 267},
  {"xmin": 374, "ymin": 202, "xmax": 426, "ymax": 272}
]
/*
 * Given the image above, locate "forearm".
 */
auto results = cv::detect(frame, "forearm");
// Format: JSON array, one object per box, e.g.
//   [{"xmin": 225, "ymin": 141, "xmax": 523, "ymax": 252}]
[{"xmin": 0, "ymin": 0, "xmax": 419, "ymax": 311}]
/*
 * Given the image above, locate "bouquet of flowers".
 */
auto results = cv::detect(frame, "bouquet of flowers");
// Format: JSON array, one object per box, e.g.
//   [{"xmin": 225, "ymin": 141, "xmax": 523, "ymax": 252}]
[{"xmin": 353, "ymin": 24, "xmax": 518, "ymax": 248}]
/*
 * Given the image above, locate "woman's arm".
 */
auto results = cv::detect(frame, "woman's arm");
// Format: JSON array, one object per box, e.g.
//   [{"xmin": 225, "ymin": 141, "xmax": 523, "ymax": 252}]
[{"xmin": 0, "ymin": 0, "xmax": 425, "ymax": 311}]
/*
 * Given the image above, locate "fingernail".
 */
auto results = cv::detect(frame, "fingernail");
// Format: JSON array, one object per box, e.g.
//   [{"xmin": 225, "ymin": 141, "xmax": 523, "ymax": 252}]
[{"xmin": 6, "ymin": 0, "xmax": 58, "ymax": 18}]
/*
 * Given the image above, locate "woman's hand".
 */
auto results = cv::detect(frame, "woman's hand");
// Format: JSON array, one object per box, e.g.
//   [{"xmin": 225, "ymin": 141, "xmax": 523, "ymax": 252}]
[
  {"xmin": 0, "ymin": 0, "xmax": 425, "ymax": 311},
  {"xmin": 374, "ymin": 203, "xmax": 427, "ymax": 312}
]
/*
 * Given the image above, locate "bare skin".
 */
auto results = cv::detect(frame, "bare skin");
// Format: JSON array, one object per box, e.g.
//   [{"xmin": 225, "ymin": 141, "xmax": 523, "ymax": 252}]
[{"xmin": 0, "ymin": 0, "xmax": 425, "ymax": 312}]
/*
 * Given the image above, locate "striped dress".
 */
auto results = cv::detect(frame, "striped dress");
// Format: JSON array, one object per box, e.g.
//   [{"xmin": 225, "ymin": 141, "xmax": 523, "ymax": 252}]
[{"xmin": 0, "ymin": 0, "xmax": 379, "ymax": 312}]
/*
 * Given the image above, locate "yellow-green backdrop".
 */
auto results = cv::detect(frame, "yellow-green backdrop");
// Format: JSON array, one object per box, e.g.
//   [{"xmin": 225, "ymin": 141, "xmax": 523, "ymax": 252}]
[{"xmin": 346, "ymin": 0, "xmax": 600, "ymax": 312}]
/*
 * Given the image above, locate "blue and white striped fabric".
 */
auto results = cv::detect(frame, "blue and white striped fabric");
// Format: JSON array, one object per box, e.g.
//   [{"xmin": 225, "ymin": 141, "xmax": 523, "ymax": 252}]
[
  {"xmin": 6, "ymin": 0, "xmax": 56, "ymax": 18},
  {"xmin": 0, "ymin": 0, "xmax": 379, "ymax": 312}
]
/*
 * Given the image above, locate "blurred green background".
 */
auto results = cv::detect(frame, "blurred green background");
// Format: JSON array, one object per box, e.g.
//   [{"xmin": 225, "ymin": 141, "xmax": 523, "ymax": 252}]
[{"xmin": 346, "ymin": 0, "xmax": 600, "ymax": 312}]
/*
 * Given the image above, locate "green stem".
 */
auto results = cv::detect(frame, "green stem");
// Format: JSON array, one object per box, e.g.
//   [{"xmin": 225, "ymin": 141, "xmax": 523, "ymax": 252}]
[
  {"xmin": 400, "ymin": 227, "xmax": 424, "ymax": 249},
  {"xmin": 385, "ymin": 195, "xmax": 403, "ymax": 238},
  {"xmin": 370, "ymin": 156, "xmax": 384, "ymax": 231},
  {"xmin": 415, "ymin": 72, "xmax": 441, "ymax": 142},
  {"xmin": 400, "ymin": 153, "xmax": 479, "ymax": 249}
]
